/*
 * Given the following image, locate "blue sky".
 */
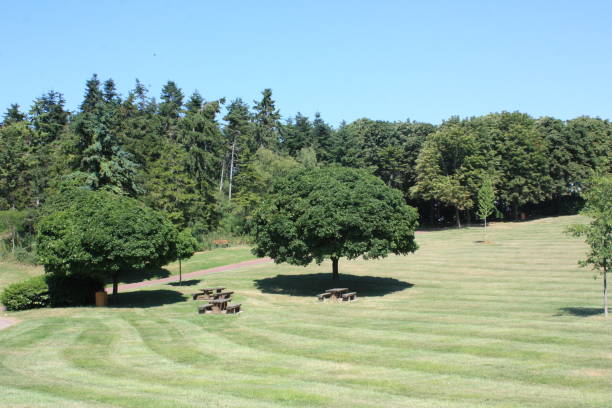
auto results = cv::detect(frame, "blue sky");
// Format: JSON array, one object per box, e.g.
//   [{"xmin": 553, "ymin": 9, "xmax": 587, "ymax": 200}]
[{"xmin": 1, "ymin": 0, "xmax": 611, "ymax": 126}]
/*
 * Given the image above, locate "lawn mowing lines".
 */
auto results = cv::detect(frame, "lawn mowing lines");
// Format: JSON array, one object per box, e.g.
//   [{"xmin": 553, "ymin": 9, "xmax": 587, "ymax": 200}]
[
  {"xmin": 1, "ymin": 385, "xmax": 118, "ymax": 408},
  {"xmin": 237, "ymin": 321, "xmax": 612, "ymax": 384},
  {"xmin": 258, "ymin": 319, "xmax": 612, "ymax": 360},
  {"xmin": 209, "ymin": 325, "xmax": 612, "ymax": 407}
]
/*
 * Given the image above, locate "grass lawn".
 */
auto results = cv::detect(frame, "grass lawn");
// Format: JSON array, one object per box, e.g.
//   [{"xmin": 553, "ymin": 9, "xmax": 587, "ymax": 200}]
[
  {"xmin": 1, "ymin": 215, "xmax": 610, "ymax": 407},
  {"xmin": 0, "ymin": 246, "xmax": 257, "ymax": 292}
]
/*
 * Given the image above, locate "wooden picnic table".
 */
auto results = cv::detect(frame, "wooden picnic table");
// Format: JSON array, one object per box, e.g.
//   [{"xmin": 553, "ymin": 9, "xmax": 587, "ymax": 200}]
[
  {"xmin": 325, "ymin": 288, "xmax": 348, "ymax": 300},
  {"xmin": 208, "ymin": 298, "xmax": 230, "ymax": 313},
  {"xmin": 200, "ymin": 287, "xmax": 225, "ymax": 294}
]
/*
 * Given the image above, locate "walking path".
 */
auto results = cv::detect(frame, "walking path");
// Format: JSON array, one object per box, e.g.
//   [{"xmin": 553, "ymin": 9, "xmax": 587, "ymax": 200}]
[
  {"xmin": 105, "ymin": 257, "xmax": 273, "ymax": 293},
  {"xmin": 0, "ymin": 316, "xmax": 19, "ymax": 331}
]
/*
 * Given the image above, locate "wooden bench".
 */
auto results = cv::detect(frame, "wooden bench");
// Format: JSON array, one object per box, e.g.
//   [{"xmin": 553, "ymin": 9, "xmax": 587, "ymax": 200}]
[
  {"xmin": 226, "ymin": 303, "xmax": 242, "ymax": 314},
  {"xmin": 193, "ymin": 287, "xmax": 226, "ymax": 300},
  {"xmin": 213, "ymin": 239, "xmax": 230, "ymax": 248},
  {"xmin": 341, "ymin": 292, "xmax": 357, "ymax": 302},
  {"xmin": 317, "ymin": 292, "xmax": 332, "ymax": 301},
  {"xmin": 198, "ymin": 303, "xmax": 213, "ymax": 314}
]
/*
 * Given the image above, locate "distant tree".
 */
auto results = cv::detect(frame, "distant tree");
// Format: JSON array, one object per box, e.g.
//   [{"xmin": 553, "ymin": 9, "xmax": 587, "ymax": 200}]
[
  {"xmin": 223, "ymin": 98, "xmax": 255, "ymax": 200},
  {"xmin": 477, "ymin": 177, "xmax": 496, "ymax": 242},
  {"xmin": 252, "ymin": 166, "xmax": 419, "ymax": 279},
  {"xmin": 3, "ymin": 104, "xmax": 27, "ymax": 125},
  {"xmin": 0, "ymin": 122, "xmax": 33, "ymax": 209},
  {"xmin": 0, "ymin": 209, "xmax": 29, "ymax": 253},
  {"xmin": 567, "ymin": 174, "xmax": 611, "ymax": 317},
  {"xmin": 29, "ymin": 90, "xmax": 69, "ymax": 145},
  {"xmin": 176, "ymin": 228, "xmax": 198, "ymax": 284},
  {"xmin": 37, "ymin": 189, "xmax": 180, "ymax": 295},
  {"xmin": 311, "ymin": 112, "xmax": 334, "ymax": 163},
  {"xmin": 253, "ymin": 88, "xmax": 281, "ymax": 149},
  {"xmin": 283, "ymin": 112, "xmax": 312, "ymax": 156}
]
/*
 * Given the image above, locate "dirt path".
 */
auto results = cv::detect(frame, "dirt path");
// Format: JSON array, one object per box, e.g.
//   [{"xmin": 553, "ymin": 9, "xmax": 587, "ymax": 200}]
[
  {"xmin": 0, "ymin": 316, "xmax": 19, "ymax": 331},
  {"xmin": 105, "ymin": 257, "xmax": 273, "ymax": 294}
]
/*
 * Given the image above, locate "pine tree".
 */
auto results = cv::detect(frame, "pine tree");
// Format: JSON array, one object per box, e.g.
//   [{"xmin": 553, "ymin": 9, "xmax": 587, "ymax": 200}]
[
  {"xmin": 2, "ymin": 104, "xmax": 26, "ymax": 125},
  {"xmin": 253, "ymin": 88, "xmax": 281, "ymax": 150}
]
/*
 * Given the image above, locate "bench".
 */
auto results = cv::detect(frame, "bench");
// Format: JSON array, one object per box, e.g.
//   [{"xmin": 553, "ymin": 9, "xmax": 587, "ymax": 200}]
[
  {"xmin": 198, "ymin": 304, "xmax": 213, "ymax": 314},
  {"xmin": 317, "ymin": 292, "xmax": 332, "ymax": 301},
  {"xmin": 213, "ymin": 291, "xmax": 234, "ymax": 300},
  {"xmin": 341, "ymin": 292, "xmax": 357, "ymax": 302},
  {"xmin": 226, "ymin": 303, "xmax": 242, "ymax": 314},
  {"xmin": 213, "ymin": 239, "xmax": 230, "ymax": 248}
]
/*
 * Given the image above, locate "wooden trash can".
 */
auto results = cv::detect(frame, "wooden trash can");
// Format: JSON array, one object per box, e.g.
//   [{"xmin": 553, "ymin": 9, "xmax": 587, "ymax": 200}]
[{"xmin": 95, "ymin": 291, "xmax": 108, "ymax": 307}]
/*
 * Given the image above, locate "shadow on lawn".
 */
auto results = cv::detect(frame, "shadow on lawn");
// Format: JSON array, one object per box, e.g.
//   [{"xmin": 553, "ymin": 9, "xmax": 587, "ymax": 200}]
[
  {"xmin": 556, "ymin": 307, "xmax": 604, "ymax": 317},
  {"xmin": 108, "ymin": 267, "xmax": 172, "ymax": 286},
  {"xmin": 167, "ymin": 279, "xmax": 200, "ymax": 287},
  {"xmin": 254, "ymin": 273, "xmax": 413, "ymax": 297},
  {"xmin": 109, "ymin": 289, "xmax": 186, "ymax": 308}
]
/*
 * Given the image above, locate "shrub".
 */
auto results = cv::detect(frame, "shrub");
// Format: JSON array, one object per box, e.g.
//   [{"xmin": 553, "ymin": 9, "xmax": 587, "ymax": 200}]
[
  {"xmin": 1, "ymin": 276, "xmax": 49, "ymax": 311},
  {"xmin": 46, "ymin": 273, "xmax": 104, "ymax": 307}
]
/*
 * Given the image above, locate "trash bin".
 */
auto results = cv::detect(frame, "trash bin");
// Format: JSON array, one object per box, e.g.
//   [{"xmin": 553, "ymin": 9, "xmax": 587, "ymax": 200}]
[{"xmin": 95, "ymin": 291, "xmax": 108, "ymax": 307}]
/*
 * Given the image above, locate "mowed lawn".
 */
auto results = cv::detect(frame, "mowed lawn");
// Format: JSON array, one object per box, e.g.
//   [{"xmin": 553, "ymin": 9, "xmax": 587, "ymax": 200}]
[{"xmin": 1, "ymin": 216, "xmax": 610, "ymax": 408}]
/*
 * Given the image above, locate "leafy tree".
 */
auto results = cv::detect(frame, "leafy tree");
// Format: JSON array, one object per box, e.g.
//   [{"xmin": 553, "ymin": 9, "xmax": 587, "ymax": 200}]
[
  {"xmin": 252, "ymin": 166, "xmax": 419, "ymax": 279},
  {"xmin": 2, "ymin": 104, "xmax": 26, "ymax": 124},
  {"xmin": 176, "ymin": 228, "xmax": 198, "ymax": 284},
  {"xmin": 477, "ymin": 177, "xmax": 496, "ymax": 242},
  {"xmin": 223, "ymin": 98, "xmax": 255, "ymax": 200},
  {"xmin": 412, "ymin": 119, "xmax": 493, "ymax": 227},
  {"xmin": 0, "ymin": 122, "xmax": 33, "ymax": 209},
  {"xmin": 0, "ymin": 209, "xmax": 29, "ymax": 253},
  {"xmin": 37, "ymin": 189, "xmax": 180, "ymax": 295},
  {"xmin": 567, "ymin": 174, "xmax": 612, "ymax": 317},
  {"xmin": 253, "ymin": 88, "xmax": 281, "ymax": 149},
  {"xmin": 480, "ymin": 112, "xmax": 551, "ymax": 219}
]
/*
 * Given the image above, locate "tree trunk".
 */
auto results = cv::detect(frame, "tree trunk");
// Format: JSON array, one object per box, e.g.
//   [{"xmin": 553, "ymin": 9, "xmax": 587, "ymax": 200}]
[
  {"xmin": 331, "ymin": 257, "xmax": 339, "ymax": 280},
  {"xmin": 466, "ymin": 209, "xmax": 472, "ymax": 226},
  {"xmin": 512, "ymin": 199, "xmax": 519, "ymax": 221},
  {"xmin": 11, "ymin": 227, "xmax": 15, "ymax": 254},
  {"xmin": 484, "ymin": 216, "xmax": 487, "ymax": 242},
  {"xmin": 179, "ymin": 259, "xmax": 182, "ymax": 285},
  {"xmin": 219, "ymin": 158, "xmax": 225, "ymax": 191},
  {"xmin": 455, "ymin": 207, "xmax": 461, "ymax": 228},
  {"xmin": 112, "ymin": 272, "xmax": 119, "ymax": 295},
  {"xmin": 604, "ymin": 268, "xmax": 608, "ymax": 318},
  {"xmin": 228, "ymin": 141, "xmax": 236, "ymax": 200}
]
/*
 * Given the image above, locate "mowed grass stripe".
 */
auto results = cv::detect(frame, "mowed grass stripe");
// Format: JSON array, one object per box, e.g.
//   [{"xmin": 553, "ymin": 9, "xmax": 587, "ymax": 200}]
[{"xmin": 1, "ymin": 215, "xmax": 610, "ymax": 407}]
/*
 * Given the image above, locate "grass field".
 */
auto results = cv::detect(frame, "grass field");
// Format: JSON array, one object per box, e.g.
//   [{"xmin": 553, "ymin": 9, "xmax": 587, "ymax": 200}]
[
  {"xmin": 1, "ymin": 215, "xmax": 610, "ymax": 408},
  {"xmin": 0, "ymin": 246, "xmax": 256, "ymax": 292}
]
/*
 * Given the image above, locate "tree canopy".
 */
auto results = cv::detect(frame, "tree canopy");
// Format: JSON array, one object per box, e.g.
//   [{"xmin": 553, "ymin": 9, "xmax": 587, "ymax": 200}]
[
  {"xmin": 37, "ymin": 189, "xmax": 180, "ymax": 294},
  {"xmin": 251, "ymin": 166, "xmax": 419, "ymax": 279}
]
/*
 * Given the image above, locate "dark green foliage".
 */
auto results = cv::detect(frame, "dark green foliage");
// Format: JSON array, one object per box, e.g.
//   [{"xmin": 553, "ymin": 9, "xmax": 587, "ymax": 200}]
[
  {"xmin": 252, "ymin": 166, "xmax": 419, "ymax": 277},
  {"xmin": 45, "ymin": 273, "xmax": 104, "ymax": 307},
  {"xmin": 2, "ymin": 103, "xmax": 26, "ymax": 124},
  {"xmin": 29, "ymin": 91, "xmax": 69, "ymax": 145},
  {"xmin": 253, "ymin": 89, "xmax": 281, "ymax": 149},
  {"xmin": 37, "ymin": 189, "xmax": 180, "ymax": 294},
  {"xmin": 1, "ymin": 275, "xmax": 49, "ymax": 311}
]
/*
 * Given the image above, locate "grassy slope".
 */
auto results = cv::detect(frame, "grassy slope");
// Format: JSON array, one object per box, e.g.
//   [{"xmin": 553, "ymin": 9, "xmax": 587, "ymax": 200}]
[
  {"xmin": 1, "ymin": 216, "xmax": 610, "ymax": 408},
  {"xmin": 0, "ymin": 246, "xmax": 256, "ymax": 291}
]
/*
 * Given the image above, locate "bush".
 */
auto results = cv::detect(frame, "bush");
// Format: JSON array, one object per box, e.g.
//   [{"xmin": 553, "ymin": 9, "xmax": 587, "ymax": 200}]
[
  {"xmin": 1, "ymin": 276, "xmax": 49, "ymax": 311},
  {"xmin": 46, "ymin": 273, "xmax": 104, "ymax": 307}
]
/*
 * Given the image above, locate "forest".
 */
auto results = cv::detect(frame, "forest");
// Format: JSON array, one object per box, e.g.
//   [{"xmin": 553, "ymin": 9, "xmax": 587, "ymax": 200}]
[{"xmin": 1, "ymin": 74, "xmax": 611, "ymax": 258}]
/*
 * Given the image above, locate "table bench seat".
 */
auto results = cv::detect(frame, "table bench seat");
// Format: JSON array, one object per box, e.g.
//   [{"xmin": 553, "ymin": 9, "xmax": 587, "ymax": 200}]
[
  {"xmin": 226, "ymin": 303, "xmax": 242, "ymax": 314},
  {"xmin": 342, "ymin": 292, "xmax": 357, "ymax": 301},
  {"xmin": 317, "ymin": 292, "xmax": 332, "ymax": 301}
]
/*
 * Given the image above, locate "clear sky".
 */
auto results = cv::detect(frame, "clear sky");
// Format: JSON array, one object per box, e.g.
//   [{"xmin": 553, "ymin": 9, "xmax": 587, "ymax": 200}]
[{"xmin": 1, "ymin": 0, "xmax": 611, "ymax": 126}]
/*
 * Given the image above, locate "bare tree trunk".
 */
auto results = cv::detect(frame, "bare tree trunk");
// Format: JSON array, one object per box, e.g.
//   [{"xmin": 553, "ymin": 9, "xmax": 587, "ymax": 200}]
[
  {"xmin": 228, "ymin": 141, "xmax": 236, "ymax": 200},
  {"xmin": 604, "ymin": 268, "xmax": 608, "ymax": 318},
  {"xmin": 219, "ymin": 158, "xmax": 225, "ymax": 192},
  {"xmin": 331, "ymin": 257, "xmax": 339, "ymax": 280},
  {"xmin": 455, "ymin": 207, "xmax": 461, "ymax": 228},
  {"xmin": 512, "ymin": 198, "xmax": 519, "ymax": 221},
  {"xmin": 11, "ymin": 227, "xmax": 15, "ymax": 254},
  {"xmin": 466, "ymin": 209, "xmax": 472, "ymax": 226},
  {"xmin": 112, "ymin": 272, "xmax": 119, "ymax": 295},
  {"xmin": 179, "ymin": 259, "xmax": 182, "ymax": 285}
]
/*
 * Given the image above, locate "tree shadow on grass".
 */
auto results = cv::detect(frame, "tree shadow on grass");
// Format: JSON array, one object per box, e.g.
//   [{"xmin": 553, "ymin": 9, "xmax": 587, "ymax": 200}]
[
  {"xmin": 556, "ymin": 307, "xmax": 604, "ymax": 317},
  {"xmin": 254, "ymin": 273, "xmax": 413, "ymax": 297},
  {"xmin": 106, "ymin": 267, "xmax": 171, "ymax": 286},
  {"xmin": 167, "ymin": 279, "xmax": 200, "ymax": 287},
  {"xmin": 109, "ymin": 289, "xmax": 186, "ymax": 308}
]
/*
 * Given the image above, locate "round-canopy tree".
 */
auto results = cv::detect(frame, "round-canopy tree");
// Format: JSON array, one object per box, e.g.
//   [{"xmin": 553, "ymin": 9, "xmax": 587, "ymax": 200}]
[
  {"xmin": 37, "ymin": 189, "xmax": 180, "ymax": 295},
  {"xmin": 251, "ymin": 166, "xmax": 419, "ymax": 279}
]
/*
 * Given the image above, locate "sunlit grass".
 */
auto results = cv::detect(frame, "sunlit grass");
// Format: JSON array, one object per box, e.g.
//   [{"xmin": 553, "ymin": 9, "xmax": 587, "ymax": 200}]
[{"xmin": 1, "ymin": 215, "xmax": 610, "ymax": 407}]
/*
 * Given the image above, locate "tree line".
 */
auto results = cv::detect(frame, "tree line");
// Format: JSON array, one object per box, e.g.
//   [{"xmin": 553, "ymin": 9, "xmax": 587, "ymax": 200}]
[{"xmin": 1, "ymin": 74, "xmax": 611, "ymax": 251}]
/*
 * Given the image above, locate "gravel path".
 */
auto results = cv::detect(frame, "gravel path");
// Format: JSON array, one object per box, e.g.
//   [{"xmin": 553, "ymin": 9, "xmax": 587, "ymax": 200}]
[
  {"xmin": 0, "ymin": 316, "xmax": 19, "ymax": 331},
  {"xmin": 105, "ymin": 257, "xmax": 273, "ymax": 294}
]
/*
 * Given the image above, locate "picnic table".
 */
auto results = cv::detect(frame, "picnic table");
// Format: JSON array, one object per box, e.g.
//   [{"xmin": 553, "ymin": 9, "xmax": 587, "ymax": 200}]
[
  {"xmin": 208, "ymin": 298, "xmax": 229, "ymax": 313},
  {"xmin": 200, "ymin": 287, "xmax": 225, "ymax": 294},
  {"xmin": 325, "ymin": 288, "xmax": 349, "ymax": 300}
]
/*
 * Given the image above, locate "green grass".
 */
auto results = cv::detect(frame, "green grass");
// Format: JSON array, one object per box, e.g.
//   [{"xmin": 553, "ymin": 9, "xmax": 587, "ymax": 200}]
[
  {"xmin": 1, "ymin": 215, "xmax": 610, "ymax": 407},
  {"xmin": 0, "ymin": 260, "xmax": 43, "ymax": 292}
]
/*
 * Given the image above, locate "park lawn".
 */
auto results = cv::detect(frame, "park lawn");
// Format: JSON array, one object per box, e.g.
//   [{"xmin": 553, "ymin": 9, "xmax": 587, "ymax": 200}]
[
  {"xmin": 1, "ymin": 215, "xmax": 610, "ymax": 408},
  {"xmin": 0, "ymin": 246, "xmax": 256, "ymax": 291}
]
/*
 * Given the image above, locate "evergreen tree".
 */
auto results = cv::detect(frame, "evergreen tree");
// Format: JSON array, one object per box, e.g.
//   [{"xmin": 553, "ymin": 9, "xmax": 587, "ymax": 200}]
[
  {"xmin": 223, "ymin": 98, "xmax": 255, "ymax": 200},
  {"xmin": 2, "ymin": 104, "xmax": 26, "ymax": 125},
  {"xmin": 253, "ymin": 88, "xmax": 281, "ymax": 149},
  {"xmin": 311, "ymin": 112, "xmax": 334, "ymax": 163},
  {"xmin": 29, "ymin": 91, "xmax": 69, "ymax": 146}
]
